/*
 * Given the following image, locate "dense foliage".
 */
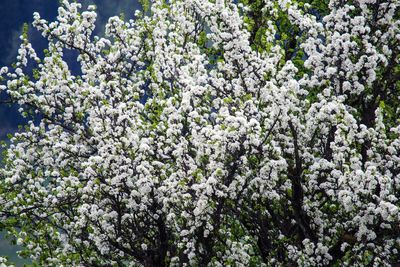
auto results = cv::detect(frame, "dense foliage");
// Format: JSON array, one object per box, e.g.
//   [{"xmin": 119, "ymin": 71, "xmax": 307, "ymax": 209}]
[{"xmin": 0, "ymin": 0, "xmax": 399, "ymax": 266}]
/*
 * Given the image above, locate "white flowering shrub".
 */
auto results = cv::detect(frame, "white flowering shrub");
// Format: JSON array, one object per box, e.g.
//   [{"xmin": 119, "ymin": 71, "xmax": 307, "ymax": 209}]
[{"xmin": 0, "ymin": 0, "xmax": 399, "ymax": 266}]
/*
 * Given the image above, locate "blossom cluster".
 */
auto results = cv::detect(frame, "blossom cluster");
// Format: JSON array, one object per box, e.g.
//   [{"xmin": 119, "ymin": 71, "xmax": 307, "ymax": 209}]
[{"xmin": 0, "ymin": 0, "xmax": 399, "ymax": 266}]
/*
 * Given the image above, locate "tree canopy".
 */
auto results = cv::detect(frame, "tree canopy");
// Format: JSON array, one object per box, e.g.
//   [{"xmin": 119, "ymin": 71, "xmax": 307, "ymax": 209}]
[{"xmin": 0, "ymin": 0, "xmax": 399, "ymax": 266}]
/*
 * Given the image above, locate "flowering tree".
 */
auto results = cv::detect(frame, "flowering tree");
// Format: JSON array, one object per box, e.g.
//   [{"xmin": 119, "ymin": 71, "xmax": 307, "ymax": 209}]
[{"xmin": 0, "ymin": 0, "xmax": 399, "ymax": 266}]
